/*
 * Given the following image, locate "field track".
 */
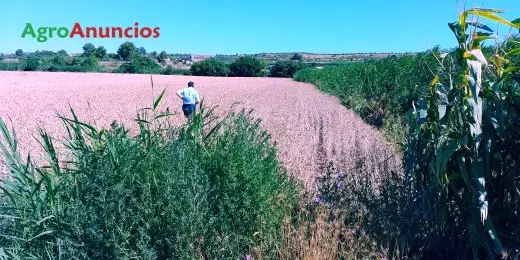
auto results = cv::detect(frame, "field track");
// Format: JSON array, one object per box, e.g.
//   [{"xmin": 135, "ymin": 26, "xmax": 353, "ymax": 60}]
[{"xmin": 0, "ymin": 71, "xmax": 398, "ymax": 186}]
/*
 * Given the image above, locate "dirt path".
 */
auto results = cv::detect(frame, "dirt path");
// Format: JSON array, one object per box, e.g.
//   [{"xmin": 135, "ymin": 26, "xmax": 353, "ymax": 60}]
[{"xmin": 0, "ymin": 71, "xmax": 399, "ymax": 186}]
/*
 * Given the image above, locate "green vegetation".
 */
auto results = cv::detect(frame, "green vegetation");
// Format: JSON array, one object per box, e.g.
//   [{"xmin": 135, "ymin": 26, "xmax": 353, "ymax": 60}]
[
  {"xmin": 117, "ymin": 41, "xmax": 137, "ymax": 61},
  {"xmin": 117, "ymin": 54, "xmax": 161, "ymax": 74},
  {"xmin": 307, "ymin": 8, "xmax": 520, "ymax": 259},
  {"xmin": 294, "ymin": 52, "xmax": 438, "ymax": 141},
  {"xmin": 15, "ymin": 49, "xmax": 23, "ymax": 57},
  {"xmin": 162, "ymin": 65, "xmax": 191, "ymax": 75},
  {"xmin": 230, "ymin": 56, "xmax": 265, "ymax": 77},
  {"xmin": 0, "ymin": 93, "xmax": 297, "ymax": 258},
  {"xmin": 291, "ymin": 53, "xmax": 303, "ymax": 61},
  {"xmin": 23, "ymin": 56, "xmax": 40, "ymax": 71},
  {"xmin": 270, "ymin": 60, "xmax": 306, "ymax": 78},
  {"xmin": 190, "ymin": 58, "xmax": 229, "ymax": 76}
]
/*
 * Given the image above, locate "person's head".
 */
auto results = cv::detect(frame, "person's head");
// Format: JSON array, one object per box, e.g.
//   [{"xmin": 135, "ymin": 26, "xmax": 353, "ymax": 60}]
[{"xmin": 188, "ymin": 81, "xmax": 195, "ymax": 88}]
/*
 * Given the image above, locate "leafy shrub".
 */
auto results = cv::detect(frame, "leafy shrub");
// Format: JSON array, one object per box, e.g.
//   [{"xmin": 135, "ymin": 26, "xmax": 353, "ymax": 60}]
[
  {"xmin": 157, "ymin": 51, "xmax": 168, "ymax": 63},
  {"xmin": 0, "ymin": 96, "xmax": 297, "ymax": 259},
  {"xmin": 51, "ymin": 54, "xmax": 67, "ymax": 66},
  {"xmin": 162, "ymin": 65, "xmax": 191, "ymax": 75},
  {"xmin": 68, "ymin": 57, "xmax": 82, "ymax": 66},
  {"xmin": 117, "ymin": 41, "xmax": 137, "ymax": 61},
  {"xmin": 190, "ymin": 58, "xmax": 229, "ymax": 76},
  {"xmin": 270, "ymin": 60, "xmax": 306, "ymax": 78},
  {"xmin": 117, "ymin": 54, "xmax": 161, "ymax": 74},
  {"xmin": 82, "ymin": 43, "xmax": 96, "ymax": 57},
  {"xmin": 137, "ymin": 47, "xmax": 147, "ymax": 55},
  {"xmin": 107, "ymin": 53, "xmax": 119, "ymax": 59},
  {"xmin": 291, "ymin": 53, "xmax": 303, "ymax": 61},
  {"xmin": 230, "ymin": 56, "xmax": 265, "ymax": 77},
  {"xmin": 95, "ymin": 46, "xmax": 107, "ymax": 58},
  {"xmin": 23, "ymin": 56, "xmax": 40, "ymax": 71},
  {"xmin": 80, "ymin": 55, "xmax": 99, "ymax": 68},
  {"xmin": 0, "ymin": 62, "xmax": 21, "ymax": 71}
]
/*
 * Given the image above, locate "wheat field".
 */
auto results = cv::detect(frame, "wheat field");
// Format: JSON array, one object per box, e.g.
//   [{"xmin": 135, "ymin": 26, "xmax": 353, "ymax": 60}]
[{"xmin": 0, "ymin": 71, "xmax": 398, "ymax": 185}]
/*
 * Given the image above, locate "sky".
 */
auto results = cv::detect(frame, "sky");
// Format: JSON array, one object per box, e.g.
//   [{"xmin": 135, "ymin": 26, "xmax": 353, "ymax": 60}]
[{"xmin": 0, "ymin": 0, "xmax": 518, "ymax": 55}]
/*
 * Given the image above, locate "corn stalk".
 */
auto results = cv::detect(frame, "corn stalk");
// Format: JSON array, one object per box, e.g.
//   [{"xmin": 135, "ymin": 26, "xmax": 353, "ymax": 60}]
[{"xmin": 404, "ymin": 8, "xmax": 520, "ymax": 258}]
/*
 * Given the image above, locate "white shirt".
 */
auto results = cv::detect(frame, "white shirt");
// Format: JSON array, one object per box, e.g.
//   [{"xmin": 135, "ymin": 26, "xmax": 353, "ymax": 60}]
[{"xmin": 178, "ymin": 87, "xmax": 200, "ymax": 105}]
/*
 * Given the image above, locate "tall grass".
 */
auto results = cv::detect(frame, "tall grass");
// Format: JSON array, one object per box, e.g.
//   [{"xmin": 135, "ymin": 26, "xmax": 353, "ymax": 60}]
[
  {"xmin": 0, "ymin": 91, "xmax": 297, "ymax": 259},
  {"xmin": 294, "ymin": 50, "xmax": 441, "ymax": 142}
]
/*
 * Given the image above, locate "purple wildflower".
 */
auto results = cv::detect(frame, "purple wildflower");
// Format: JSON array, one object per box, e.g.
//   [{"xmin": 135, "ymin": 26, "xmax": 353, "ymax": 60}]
[
  {"xmin": 244, "ymin": 255, "xmax": 252, "ymax": 260},
  {"xmin": 337, "ymin": 181, "xmax": 344, "ymax": 189},
  {"xmin": 337, "ymin": 171, "xmax": 344, "ymax": 179}
]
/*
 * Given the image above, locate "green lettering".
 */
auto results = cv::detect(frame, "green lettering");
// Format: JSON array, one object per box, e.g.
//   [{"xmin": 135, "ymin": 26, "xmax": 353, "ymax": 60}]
[
  {"xmin": 21, "ymin": 23, "xmax": 36, "ymax": 38},
  {"xmin": 37, "ymin": 27, "xmax": 48, "ymax": 42},
  {"xmin": 57, "ymin": 27, "xmax": 69, "ymax": 38},
  {"xmin": 49, "ymin": 27, "xmax": 57, "ymax": 38}
]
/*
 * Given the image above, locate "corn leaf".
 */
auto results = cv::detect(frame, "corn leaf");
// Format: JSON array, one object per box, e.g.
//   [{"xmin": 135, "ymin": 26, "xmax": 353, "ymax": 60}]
[
  {"xmin": 153, "ymin": 88, "xmax": 166, "ymax": 110},
  {"xmin": 465, "ymin": 8, "xmax": 520, "ymax": 29}
]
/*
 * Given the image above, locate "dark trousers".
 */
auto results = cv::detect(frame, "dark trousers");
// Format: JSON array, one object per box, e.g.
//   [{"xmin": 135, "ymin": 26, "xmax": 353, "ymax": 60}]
[{"xmin": 182, "ymin": 104, "xmax": 196, "ymax": 120}]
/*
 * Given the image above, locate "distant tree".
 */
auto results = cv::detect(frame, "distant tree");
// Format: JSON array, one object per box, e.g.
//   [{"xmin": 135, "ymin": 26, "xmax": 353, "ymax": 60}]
[
  {"xmin": 95, "ymin": 46, "xmax": 107, "ymax": 58},
  {"xmin": 57, "ymin": 50, "xmax": 68, "ymax": 56},
  {"xmin": 117, "ymin": 42, "xmax": 137, "ymax": 61},
  {"xmin": 270, "ymin": 60, "xmax": 306, "ymax": 78},
  {"xmin": 150, "ymin": 51, "xmax": 158, "ymax": 59},
  {"xmin": 51, "ymin": 55, "xmax": 67, "ymax": 65},
  {"xmin": 82, "ymin": 43, "xmax": 96, "ymax": 57},
  {"xmin": 107, "ymin": 53, "xmax": 119, "ymax": 59},
  {"xmin": 24, "ymin": 56, "xmax": 40, "ymax": 71},
  {"xmin": 229, "ymin": 56, "xmax": 265, "ymax": 77},
  {"xmin": 190, "ymin": 59, "xmax": 229, "ymax": 76},
  {"xmin": 68, "ymin": 57, "xmax": 82, "ymax": 66},
  {"xmin": 291, "ymin": 53, "xmax": 304, "ymax": 61},
  {"xmin": 15, "ymin": 49, "xmax": 23, "ymax": 57},
  {"xmin": 0, "ymin": 53, "xmax": 3, "ymax": 61},
  {"xmin": 81, "ymin": 55, "xmax": 99, "ymax": 68},
  {"xmin": 117, "ymin": 54, "xmax": 161, "ymax": 74},
  {"xmin": 157, "ymin": 51, "xmax": 168, "ymax": 63},
  {"xmin": 137, "ymin": 47, "xmax": 147, "ymax": 55}
]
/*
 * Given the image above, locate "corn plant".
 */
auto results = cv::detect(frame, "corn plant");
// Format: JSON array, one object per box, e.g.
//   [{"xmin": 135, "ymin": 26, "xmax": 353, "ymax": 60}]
[{"xmin": 404, "ymin": 8, "xmax": 520, "ymax": 258}]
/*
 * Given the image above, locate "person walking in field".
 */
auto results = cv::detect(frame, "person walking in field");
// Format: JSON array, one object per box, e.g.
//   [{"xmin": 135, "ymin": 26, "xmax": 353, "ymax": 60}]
[{"xmin": 177, "ymin": 81, "xmax": 201, "ymax": 121}]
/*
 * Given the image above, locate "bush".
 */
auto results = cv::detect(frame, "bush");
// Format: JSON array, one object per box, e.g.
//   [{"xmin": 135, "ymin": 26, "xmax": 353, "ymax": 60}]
[
  {"xmin": 0, "ymin": 62, "xmax": 21, "ymax": 71},
  {"xmin": 68, "ymin": 57, "xmax": 82, "ymax": 66},
  {"xmin": 162, "ymin": 65, "xmax": 191, "ymax": 75},
  {"xmin": 107, "ymin": 53, "xmax": 119, "ymax": 59},
  {"xmin": 15, "ymin": 49, "xmax": 23, "ymax": 57},
  {"xmin": 117, "ymin": 41, "xmax": 137, "ymax": 61},
  {"xmin": 157, "ymin": 51, "xmax": 168, "ymax": 63},
  {"xmin": 270, "ymin": 60, "xmax": 306, "ymax": 78},
  {"xmin": 82, "ymin": 43, "xmax": 96, "ymax": 57},
  {"xmin": 291, "ymin": 53, "xmax": 304, "ymax": 61},
  {"xmin": 51, "ymin": 54, "xmax": 67, "ymax": 66},
  {"xmin": 230, "ymin": 56, "xmax": 265, "ymax": 77},
  {"xmin": 95, "ymin": 46, "xmax": 107, "ymax": 58},
  {"xmin": 81, "ymin": 55, "xmax": 99, "ymax": 68},
  {"xmin": 23, "ymin": 56, "xmax": 40, "ymax": 71},
  {"xmin": 0, "ymin": 99, "xmax": 297, "ymax": 259},
  {"xmin": 137, "ymin": 47, "xmax": 147, "ymax": 55},
  {"xmin": 117, "ymin": 54, "xmax": 161, "ymax": 74},
  {"xmin": 190, "ymin": 58, "xmax": 229, "ymax": 76}
]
